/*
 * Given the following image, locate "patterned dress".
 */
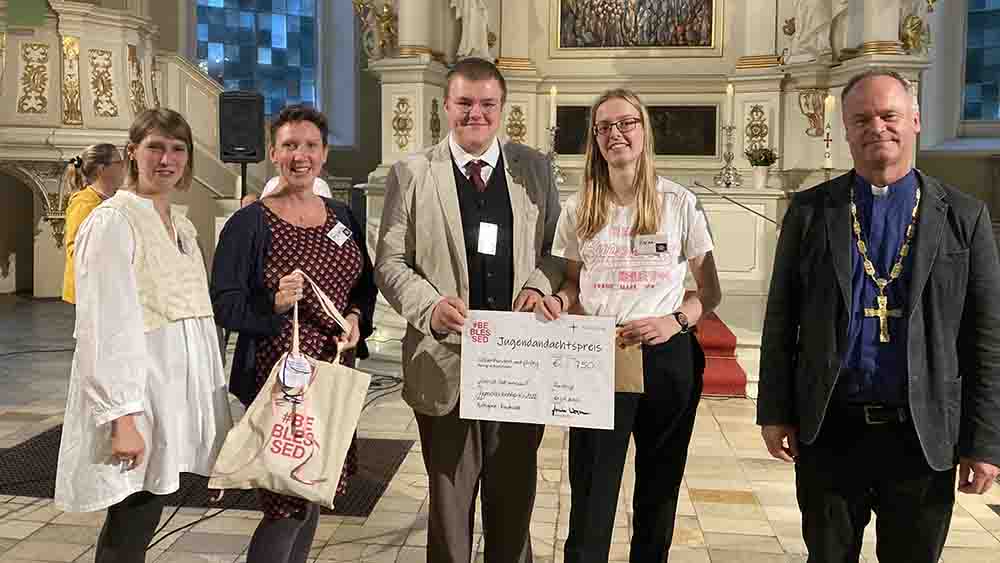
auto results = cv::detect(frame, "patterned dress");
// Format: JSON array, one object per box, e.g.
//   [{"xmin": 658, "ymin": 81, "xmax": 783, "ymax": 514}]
[{"xmin": 254, "ymin": 205, "xmax": 363, "ymax": 519}]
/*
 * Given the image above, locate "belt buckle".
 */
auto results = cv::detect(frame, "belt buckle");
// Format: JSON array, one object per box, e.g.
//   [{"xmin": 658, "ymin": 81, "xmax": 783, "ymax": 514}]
[{"xmin": 863, "ymin": 405, "xmax": 890, "ymax": 425}]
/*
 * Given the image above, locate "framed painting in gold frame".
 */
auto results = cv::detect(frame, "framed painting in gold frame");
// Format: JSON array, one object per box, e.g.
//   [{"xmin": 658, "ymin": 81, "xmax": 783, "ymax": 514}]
[{"xmin": 550, "ymin": 0, "xmax": 724, "ymax": 59}]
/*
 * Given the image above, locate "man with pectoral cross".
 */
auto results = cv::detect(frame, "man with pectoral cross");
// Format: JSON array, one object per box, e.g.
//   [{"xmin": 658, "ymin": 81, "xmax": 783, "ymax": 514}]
[{"xmin": 758, "ymin": 69, "xmax": 1000, "ymax": 563}]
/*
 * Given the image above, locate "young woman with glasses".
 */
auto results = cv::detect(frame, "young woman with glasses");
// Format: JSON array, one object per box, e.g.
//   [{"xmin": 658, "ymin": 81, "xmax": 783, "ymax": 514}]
[{"xmin": 535, "ymin": 88, "xmax": 722, "ymax": 563}]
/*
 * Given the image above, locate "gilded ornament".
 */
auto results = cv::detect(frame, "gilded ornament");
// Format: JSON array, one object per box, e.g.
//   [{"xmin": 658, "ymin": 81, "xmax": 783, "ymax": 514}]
[
  {"xmin": 392, "ymin": 97, "xmax": 414, "ymax": 151},
  {"xmin": 17, "ymin": 43, "xmax": 50, "ymax": 114},
  {"xmin": 61, "ymin": 36, "xmax": 83, "ymax": 125},
  {"xmin": 506, "ymin": 105, "xmax": 527, "ymax": 144},
  {"xmin": 797, "ymin": 90, "xmax": 826, "ymax": 138},
  {"xmin": 128, "ymin": 45, "xmax": 148, "ymax": 116},
  {"xmin": 353, "ymin": 1, "xmax": 397, "ymax": 59},
  {"xmin": 375, "ymin": 5, "xmax": 398, "ymax": 57},
  {"xmin": 900, "ymin": 14, "xmax": 931, "ymax": 55},
  {"xmin": 744, "ymin": 105, "xmax": 769, "ymax": 151},
  {"xmin": 89, "ymin": 49, "xmax": 119, "ymax": 117},
  {"xmin": 783, "ymin": 18, "xmax": 796, "ymax": 37},
  {"xmin": 430, "ymin": 99, "xmax": 442, "ymax": 145}
]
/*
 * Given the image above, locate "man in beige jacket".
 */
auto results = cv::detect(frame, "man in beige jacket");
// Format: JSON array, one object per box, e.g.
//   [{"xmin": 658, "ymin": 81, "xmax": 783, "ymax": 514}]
[{"xmin": 375, "ymin": 57, "xmax": 564, "ymax": 563}]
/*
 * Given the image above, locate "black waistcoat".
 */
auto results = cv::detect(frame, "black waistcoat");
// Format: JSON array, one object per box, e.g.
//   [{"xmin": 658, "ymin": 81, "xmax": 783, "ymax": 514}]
[{"xmin": 451, "ymin": 152, "xmax": 515, "ymax": 311}]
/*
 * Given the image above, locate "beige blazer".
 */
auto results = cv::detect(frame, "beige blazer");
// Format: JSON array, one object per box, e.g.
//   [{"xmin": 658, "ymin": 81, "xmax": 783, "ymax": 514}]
[{"xmin": 375, "ymin": 137, "xmax": 565, "ymax": 416}]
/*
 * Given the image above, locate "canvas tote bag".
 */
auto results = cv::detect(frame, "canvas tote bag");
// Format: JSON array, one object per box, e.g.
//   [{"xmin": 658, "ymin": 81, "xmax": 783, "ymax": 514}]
[{"xmin": 209, "ymin": 270, "xmax": 371, "ymax": 509}]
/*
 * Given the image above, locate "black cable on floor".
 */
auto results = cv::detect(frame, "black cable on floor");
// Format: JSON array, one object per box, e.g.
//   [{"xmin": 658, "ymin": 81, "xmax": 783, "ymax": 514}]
[
  {"xmin": 0, "ymin": 348, "xmax": 74, "ymax": 359},
  {"xmin": 146, "ymin": 491, "xmax": 245, "ymax": 551}
]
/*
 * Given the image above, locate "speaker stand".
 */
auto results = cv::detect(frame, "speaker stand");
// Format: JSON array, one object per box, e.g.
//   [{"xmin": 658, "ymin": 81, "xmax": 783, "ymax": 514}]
[{"xmin": 240, "ymin": 162, "xmax": 248, "ymax": 200}]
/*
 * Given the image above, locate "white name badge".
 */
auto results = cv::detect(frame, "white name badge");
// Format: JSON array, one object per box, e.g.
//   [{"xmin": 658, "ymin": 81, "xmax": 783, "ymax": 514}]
[
  {"xmin": 280, "ymin": 354, "xmax": 312, "ymax": 388},
  {"xmin": 327, "ymin": 223, "xmax": 352, "ymax": 247},
  {"xmin": 478, "ymin": 222, "xmax": 498, "ymax": 255},
  {"xmin": 635, "ymin": 234, "xmax": 669, "ymax": 255}
]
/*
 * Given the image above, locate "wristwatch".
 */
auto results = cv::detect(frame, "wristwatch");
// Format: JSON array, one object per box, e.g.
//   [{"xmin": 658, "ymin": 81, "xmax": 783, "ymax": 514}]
[{"xmin": 672, "ymin": 311, "xmax": 690, "ymax": 334}]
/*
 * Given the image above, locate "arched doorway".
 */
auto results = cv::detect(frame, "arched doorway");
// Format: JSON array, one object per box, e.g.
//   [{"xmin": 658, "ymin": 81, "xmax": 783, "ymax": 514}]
[{"xmin": 0, "ymin": 171, "xmax": 38, "ymax": 295}]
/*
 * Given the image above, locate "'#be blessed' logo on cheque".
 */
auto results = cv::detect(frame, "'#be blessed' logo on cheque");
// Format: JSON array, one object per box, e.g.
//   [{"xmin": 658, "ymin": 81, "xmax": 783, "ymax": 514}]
[{"xmin": 469, "ymin": 319, "xmax": 491, "ymax": 343}]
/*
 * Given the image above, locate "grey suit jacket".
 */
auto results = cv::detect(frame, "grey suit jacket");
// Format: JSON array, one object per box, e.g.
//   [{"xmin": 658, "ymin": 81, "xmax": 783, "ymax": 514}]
[
  {"xmin": 374, "ymin": 137, "xmax": 565, "ymax": 416},
  {"xmin": 757, "ymin": 170, "xmax": 1000, "ymax": 470}
]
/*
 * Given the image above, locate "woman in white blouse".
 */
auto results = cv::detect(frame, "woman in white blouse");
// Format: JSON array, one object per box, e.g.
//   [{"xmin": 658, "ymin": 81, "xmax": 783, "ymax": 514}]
[
  {"xmin": 536, "ymin": 89, "xmax": 721, "ymax": 563},
  {"xmin": 55, "ymin": 108, "xmax": 233, "ymax": 562}
]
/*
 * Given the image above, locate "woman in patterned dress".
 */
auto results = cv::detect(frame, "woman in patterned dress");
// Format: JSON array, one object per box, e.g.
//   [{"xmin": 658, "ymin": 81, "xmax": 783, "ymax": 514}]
[{"xmin": 211, "ymin": 104, "xmax": 377, "ymax": 563}]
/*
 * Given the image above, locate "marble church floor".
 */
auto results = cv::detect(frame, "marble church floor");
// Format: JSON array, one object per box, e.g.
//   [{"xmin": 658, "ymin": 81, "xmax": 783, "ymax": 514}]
[{"xmin": 2, "ymin": 296, "xmax": 1000, "ymax": 562}]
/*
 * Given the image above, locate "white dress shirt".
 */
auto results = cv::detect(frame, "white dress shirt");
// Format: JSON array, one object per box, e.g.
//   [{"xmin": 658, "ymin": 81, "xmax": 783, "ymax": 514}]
[{"xmin": 448, "ymin": 133, "xmax": 500, "ymax": 186}]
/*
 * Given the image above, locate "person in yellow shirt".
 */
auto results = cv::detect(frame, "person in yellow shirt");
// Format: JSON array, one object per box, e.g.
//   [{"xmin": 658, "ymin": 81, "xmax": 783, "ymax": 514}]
[{"xmin": 62, "ymin": 143, "xmax": 125, "ymax": 303}]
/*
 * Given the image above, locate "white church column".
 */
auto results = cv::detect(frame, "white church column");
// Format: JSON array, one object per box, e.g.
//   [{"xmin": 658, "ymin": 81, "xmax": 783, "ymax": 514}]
[
  {"xmin": 366, "ymin": 2, "xmax": 453, "ymax": 341},
  {"xmin": 397, "ymin": 0, "xmax": 435, "ymax": 58},
  {"xmin": 848, "ymin": 0, "xmax": 905, "ymax": 56},
  {"xmin": 496, "ymin": 0, "xmax": 535, "ymax": 72},
  {"xmin": 495, "ymin": 0, "xmax": 541, "ymax": 150},
  {"xmin": 735, "ymin": 0, "xmax": 780, "ymax": 70},
  {"xmin": 732, "ymin": 2, "xmax": 783, "ymax": 177}
]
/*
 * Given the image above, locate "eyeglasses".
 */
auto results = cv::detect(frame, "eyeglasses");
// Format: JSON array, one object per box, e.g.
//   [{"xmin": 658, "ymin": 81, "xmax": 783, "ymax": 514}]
[
  {"xmin": 453, "ymin": 100, "xmax": 501, "ymax": 115},
  {"xmin": 593, "ymin": 117, "xmax": 642, "ymax": 137}
]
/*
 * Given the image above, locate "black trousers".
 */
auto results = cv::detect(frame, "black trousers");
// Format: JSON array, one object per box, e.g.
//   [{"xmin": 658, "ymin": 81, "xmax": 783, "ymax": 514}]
[
  {"xmin": 95, "ymin": 491, "xmax": 165, "ymax": 563},
  {"xmin": 564, "ymin": 333, "xmax": 702, "ymax": 563},
  {"xmin": 795, "ymin": 406, "xmax": 956, "ymax": 563}
]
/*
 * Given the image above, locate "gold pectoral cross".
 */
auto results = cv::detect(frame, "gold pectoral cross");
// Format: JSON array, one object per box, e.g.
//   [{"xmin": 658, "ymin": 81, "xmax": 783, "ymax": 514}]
[{"xmin": 864, "ymin": 295, "xmax": 903, "ymax": 343}]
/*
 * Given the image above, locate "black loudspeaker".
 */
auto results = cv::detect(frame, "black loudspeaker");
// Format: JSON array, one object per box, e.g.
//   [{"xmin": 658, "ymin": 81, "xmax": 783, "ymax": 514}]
[{"xmin": 219, "ymin": 91, "xmax": 265, "ymax": 163}]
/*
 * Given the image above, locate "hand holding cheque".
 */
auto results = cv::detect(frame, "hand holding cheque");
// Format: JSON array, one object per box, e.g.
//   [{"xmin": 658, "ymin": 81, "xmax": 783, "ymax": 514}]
[{"xmin": 460, "ymin": 310, "xmax": 615, "ymax": 429}]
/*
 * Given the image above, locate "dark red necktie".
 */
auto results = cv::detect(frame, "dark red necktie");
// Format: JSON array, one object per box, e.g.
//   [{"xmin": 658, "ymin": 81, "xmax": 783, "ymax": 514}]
[{"xmin": 466, "ymin": 160, "xmax": 487, "ymax": 192}]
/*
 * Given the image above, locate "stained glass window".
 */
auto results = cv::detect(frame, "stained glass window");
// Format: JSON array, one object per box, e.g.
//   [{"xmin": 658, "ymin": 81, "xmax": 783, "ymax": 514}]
[
  {"xmin": 965, "ymin": 1, "xmax": 1000, "ymax": 120},
  {"xmin": 196, "ymin": 0, "xmax": 316, "ymax": 115}
]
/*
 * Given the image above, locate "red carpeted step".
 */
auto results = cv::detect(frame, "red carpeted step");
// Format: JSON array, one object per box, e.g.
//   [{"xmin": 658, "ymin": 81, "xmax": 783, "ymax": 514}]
[{"xmin": 695, "ymin": 311, "xmax": 747, "ymax": 397}]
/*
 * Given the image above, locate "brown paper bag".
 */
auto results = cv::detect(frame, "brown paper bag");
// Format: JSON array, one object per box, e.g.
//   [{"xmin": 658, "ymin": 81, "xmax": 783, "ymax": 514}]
[{"xmin": 614, "ymin": 343, "xmax": 644, "ymax": 393}]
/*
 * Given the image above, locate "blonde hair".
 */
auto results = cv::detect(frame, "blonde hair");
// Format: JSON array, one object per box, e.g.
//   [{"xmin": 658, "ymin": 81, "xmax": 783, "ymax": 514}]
[
  {"xmin": 576, "ymin": 88, "xmax": 660, "ymax": 241},
  {"xmin": 126, "ymin": 108, "xmax": 195, "ymax": 191},
  {"xmin": 61, "ymin": 143, "xmax": 120, "ymax": 195}
]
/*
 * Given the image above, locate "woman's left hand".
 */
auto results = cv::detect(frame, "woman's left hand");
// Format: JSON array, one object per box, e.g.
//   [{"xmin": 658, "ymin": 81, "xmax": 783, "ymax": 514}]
[
  {"xmin": 619, "ymin": 315, "xmax": 681, "ymax": 346},
  {"xmin": 336, "ymin": 313, "xmax": 361, "ymax": 352}
]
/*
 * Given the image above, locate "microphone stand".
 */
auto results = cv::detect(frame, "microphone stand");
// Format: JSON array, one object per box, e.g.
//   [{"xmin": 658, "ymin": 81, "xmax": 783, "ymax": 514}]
[{"xmin": 692, "ymin": 181, "xmax": 779, "ymax": 227}]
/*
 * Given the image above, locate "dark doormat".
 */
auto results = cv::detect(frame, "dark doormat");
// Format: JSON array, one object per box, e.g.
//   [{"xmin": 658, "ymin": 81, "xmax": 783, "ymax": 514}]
[{"xmin": 0, "ymin": 425, "xmax": 413, "ymax": 517}]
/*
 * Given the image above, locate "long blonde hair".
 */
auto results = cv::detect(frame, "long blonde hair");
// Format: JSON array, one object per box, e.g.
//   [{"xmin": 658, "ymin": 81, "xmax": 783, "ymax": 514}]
[
  {"xmin": 61, "ymin": 143, "xmax": 119, "ymax": 195},
  {"xmin": 577, "ymin": 89, "xmax": 660, "ymax": 241}
]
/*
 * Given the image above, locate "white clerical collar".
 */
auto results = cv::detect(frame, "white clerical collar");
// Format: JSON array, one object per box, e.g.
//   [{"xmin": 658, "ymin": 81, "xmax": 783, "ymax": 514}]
[
  {"xmin": 871, "ymin": 184, "xmax": 889, "ymax": 198},
  {"xmin": 449, "ymin": 133, "xmax": 500, "ymax": 172}
]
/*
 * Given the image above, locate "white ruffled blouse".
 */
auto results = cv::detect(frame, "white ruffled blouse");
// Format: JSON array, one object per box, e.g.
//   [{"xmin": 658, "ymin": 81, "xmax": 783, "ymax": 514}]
[{"xmin": 54, "ymin": 200, "xmax": 233, "ymax": 512}]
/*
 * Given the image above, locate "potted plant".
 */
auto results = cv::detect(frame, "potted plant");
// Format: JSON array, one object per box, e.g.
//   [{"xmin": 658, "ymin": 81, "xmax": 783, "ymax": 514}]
[{"xmin": 744, "ymin": 147, "xmax": 779, "ymax": 189}]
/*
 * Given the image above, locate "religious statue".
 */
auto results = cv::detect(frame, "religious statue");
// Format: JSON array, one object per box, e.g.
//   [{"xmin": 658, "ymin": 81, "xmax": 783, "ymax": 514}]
[
  {"xmin": 787, "ymin": 0, "xmax": 849, "ymax": 64},
  {"xmin": 451, "ymin": 0, "xmax": 491, "ymax": 60}
]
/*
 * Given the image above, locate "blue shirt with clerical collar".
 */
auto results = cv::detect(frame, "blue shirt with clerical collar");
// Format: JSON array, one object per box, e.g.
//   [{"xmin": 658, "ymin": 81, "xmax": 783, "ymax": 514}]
[{"xmin": 836, "ymin": 169, "xmax": 918, "ymax": 406}]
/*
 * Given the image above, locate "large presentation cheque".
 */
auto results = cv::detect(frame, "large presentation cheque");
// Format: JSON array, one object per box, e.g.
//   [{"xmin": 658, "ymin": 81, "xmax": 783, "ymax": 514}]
[{"xmin": 460, "ymin": 310, "xmax": 615, "ymax": 429}]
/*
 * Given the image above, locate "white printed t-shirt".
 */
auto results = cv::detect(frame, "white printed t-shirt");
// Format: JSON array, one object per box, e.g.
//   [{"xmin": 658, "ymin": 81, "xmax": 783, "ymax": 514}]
[{"xmin": 551, "ymin": 177, "xmax": 714, "ymax": 324}]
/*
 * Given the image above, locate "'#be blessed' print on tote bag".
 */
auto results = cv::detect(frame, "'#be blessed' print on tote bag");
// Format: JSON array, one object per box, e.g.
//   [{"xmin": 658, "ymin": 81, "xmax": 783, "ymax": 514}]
[{"xmin": 209, "ymin": 270, "xmax": 371, "ymax": 509}]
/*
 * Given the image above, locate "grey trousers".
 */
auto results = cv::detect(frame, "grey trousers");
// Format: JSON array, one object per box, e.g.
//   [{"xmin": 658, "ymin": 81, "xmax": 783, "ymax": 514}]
[{"xmin": 415, "ymin": 404, "xmax": 544, "ymax": 563}]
